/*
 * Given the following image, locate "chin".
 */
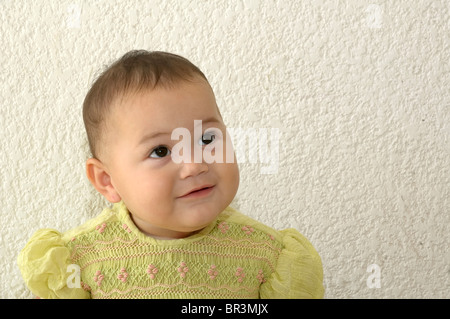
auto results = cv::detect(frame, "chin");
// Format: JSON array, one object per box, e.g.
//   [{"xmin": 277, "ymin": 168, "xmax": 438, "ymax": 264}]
[{"xmin": 184, "ymin": 204, "xmax": 222, "ymax": 227}]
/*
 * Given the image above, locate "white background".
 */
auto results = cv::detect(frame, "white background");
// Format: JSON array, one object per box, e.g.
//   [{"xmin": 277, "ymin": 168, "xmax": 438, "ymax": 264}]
[{"xmin": 1, "ymin": 0, "xmax": 449, "ymax": 298}]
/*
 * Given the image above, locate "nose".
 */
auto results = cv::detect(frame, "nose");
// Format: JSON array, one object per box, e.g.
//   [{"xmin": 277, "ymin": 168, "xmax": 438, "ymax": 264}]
[
  {"xmin": 179, "ymin": 161, "xmax": 209, "ymax": 179},
  {"xmin": 178, "ymin": 147, "xmax": 209, "ymax": 179}
]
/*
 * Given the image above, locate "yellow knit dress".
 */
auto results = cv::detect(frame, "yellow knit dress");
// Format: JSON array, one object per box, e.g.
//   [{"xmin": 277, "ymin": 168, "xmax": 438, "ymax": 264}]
[{"xmin": 17, "ymin": 201, "xmax": 324, "ymax": 299}]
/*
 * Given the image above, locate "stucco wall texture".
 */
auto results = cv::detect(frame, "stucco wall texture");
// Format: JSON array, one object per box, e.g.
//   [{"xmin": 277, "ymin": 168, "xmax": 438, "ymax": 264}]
[{"xmin": 1, "ymin": 0, "xmax": 449, "ymax": 298}]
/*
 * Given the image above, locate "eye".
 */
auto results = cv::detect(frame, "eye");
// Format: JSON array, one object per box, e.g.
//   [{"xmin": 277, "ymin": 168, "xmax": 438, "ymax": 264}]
[
  {"xmin": 149, "ymin": 146, "xmax": 171, "ymax": 158},
  {"xmin": 199, "ymin": 131, "xmax": 216, "ymax": 146}
]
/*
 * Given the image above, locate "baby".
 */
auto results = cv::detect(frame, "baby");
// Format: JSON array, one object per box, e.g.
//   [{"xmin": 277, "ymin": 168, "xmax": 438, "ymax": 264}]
[{"xmin": 18, "ymin": 50, "xmax": 324, "ymax": 299}]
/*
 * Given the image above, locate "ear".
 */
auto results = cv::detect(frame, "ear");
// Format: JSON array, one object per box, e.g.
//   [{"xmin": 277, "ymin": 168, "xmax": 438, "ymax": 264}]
[{"xmin": 86, "ymin": 158, "xmax": 122, "ymax": 203}]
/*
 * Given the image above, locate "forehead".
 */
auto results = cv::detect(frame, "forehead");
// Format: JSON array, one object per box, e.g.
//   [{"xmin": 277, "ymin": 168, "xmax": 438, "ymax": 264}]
[{"xmin": 109, "ymin": 80, "xmax": 222, "ymax": 138}]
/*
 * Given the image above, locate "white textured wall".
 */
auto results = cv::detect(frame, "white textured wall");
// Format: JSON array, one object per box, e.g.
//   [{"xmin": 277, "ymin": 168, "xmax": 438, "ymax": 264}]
[{"xmin": 1, "ymin": 0, "xmax": 449, "ymax": 298}]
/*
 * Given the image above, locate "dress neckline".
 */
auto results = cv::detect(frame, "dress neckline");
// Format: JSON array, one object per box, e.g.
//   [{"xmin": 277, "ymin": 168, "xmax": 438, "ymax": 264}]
[{"xmin": 113, "ymin": 201, "xmax": 219, "ymax": 246}]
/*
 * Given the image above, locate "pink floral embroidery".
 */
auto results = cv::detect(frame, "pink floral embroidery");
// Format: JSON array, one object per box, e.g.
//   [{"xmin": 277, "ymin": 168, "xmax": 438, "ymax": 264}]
[
  {"xmin": 71, "ymin": 237, "xmax": 76, "ymax": 242},
  {"xmin": 256, "ymin": 269, "xmax": 266, "ymax": 283},
  {"xmin": 93, "ymin": 270, "xmax": 104, "ymax": 286},
  {"xmin": 146, "ymin": 264, "xmax": 158, "ymax": 279},
  {"xmin": 122, "ymin": 223, "xmax": 132, "ymax": 233},
  {"xmin": 268, "ymin": 234, "xmax": 275, "ymax": 241},
  {"xmin": 218, "ymin": 221, "xmax": 229, "ymax": 234},
  {"xmin": 117, "ymin": 267, "xmax": 128, "ymax": 283},
  {"xmin": 96, "ymin": 223, "xmax": 106, "ymax": 234},
  {"xmin": 235, "ymin": 267, "xmax": 245, "ymax": 283},
  {"xmin": 242, "ymin": 225, "xmax": 254, "ymax": 235},
  {"xmin": 81, "ymin": 281, "xmax": 91, "ymax": 292},
  {"xmin": 207, "ymin": 265, "xmax": 218, "ymax": 280},
  {"xmin": 177, "ymin": 262, "xmax": 189, "ymax": 278}
]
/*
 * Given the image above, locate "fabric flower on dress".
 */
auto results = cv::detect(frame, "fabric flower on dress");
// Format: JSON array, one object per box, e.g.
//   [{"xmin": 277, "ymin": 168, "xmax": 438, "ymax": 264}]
[
  {"xmin": 207, "ymin": 265, "xmax": 218, "ymax": 280},
  {"xmin": 81, "ymin": 281, "xmax": 91, "ymax": 292},
  {"xmin": 256, "ymin": 269, "xmax": 266, "ymax": 283},
  {"xmin": 235, "ymin": 267, "xmax": 245, "ymax": 283},
  {"xmin": 218, "ymin": 222, "xmax": 229, "ymax": 234},
  {"xmin": 146, "ymin": 264, "xmax": 158, "ymax": 279},
  {"xmin": 93, "ymin": 270, "xmax": 104, "ymax": 286},
  {"xmin": 241, "ymin": 225, "xmax": 254, "ymax": 235},
  {"xmin": 117, "ymin": 268, "xmax": 128, "ymax": 283},
  {"xmin": 96, "ymin": 223, "xmax": 106, "ymax": 234},
  {"xmin": 177, "ymin": 262, "xmax": 189, "ymax": 278},
  {"xmin": 122, "ymin": 223, "xmax": 132, "ymax": 233}
]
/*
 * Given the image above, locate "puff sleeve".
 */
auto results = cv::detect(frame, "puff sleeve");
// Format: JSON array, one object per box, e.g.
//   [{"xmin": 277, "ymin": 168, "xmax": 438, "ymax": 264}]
[
  {"xmin": 17, "ymin": 229, "xmax": 90, "ymax": 299},
  {"xmin": 260, "ymin": 228, "xmax": 325, "ymax": 299}
]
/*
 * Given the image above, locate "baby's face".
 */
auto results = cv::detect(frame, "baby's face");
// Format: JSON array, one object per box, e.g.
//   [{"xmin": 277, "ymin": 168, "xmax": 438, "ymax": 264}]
[{"xmin": 102, "ymin": 79, "xmax": 239, "ymax": 239}]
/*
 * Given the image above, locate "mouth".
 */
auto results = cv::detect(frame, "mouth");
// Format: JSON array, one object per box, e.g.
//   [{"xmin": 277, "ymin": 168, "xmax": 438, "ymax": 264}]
[{"xmin": 178, "ymin": 185, "xmax": 215, "ymax": 199}]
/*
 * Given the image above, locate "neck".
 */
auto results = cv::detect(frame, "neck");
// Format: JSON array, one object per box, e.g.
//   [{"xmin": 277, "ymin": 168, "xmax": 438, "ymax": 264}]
[{"xmin": 129, "ymin": 214, "xmax": 201, "ymax": 240}]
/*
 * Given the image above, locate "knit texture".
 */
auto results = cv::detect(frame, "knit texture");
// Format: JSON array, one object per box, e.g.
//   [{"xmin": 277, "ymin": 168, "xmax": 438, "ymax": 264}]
[{"xmin": 17, "ymin": 202, "xmax": 324, "ymax": 299}]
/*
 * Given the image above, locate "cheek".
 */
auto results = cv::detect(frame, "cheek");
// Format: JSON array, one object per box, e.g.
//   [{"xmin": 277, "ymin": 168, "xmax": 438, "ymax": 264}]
[
  {"xmin": 230, "ymin": 162, "xmax": 240, "ymax": 193},
  {"xmin": 139, "ymin": 170, "xmax": 175, "ymax": 197},
  {"xmin": 217, "ymin": 162, "xmax": 240, "ymax": 195},
  {"xmin": 116, "ymin": 166, "xmax": 176, "ymax": 202}
]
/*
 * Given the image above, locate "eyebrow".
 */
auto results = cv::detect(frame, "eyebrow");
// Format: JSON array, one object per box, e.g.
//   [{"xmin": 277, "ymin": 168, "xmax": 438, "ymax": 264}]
[
  {"xmin": 196, "ymin": 117, "xmax": 222, "ymax": 126},
  {"xmin": 138, "ymin": 117, "xmax": 222, "ymax": 146},
  {"xmin": 138, "ymin": 131, "xmax": 171, "ymax": 146}
]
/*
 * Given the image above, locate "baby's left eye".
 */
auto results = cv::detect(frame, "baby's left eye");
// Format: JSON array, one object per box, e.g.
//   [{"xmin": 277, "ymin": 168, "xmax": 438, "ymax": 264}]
[{"xmin": 199, "ymin": 132, "xmax": 216, "ymax": 146}]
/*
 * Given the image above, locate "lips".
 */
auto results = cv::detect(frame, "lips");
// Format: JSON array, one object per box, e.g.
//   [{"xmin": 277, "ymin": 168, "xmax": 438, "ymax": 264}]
[{"xmin": 178, "ymin": 185, "xmax": 215, "ymax": 198}]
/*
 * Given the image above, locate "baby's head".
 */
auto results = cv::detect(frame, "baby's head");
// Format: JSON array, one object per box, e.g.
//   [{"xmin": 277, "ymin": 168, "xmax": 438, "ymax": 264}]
[{"xmin": 82, "ymin": 50, "xmax": 240, "ymax": 239}]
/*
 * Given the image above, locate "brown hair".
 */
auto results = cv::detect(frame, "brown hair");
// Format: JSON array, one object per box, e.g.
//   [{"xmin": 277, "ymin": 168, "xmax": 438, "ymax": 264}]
[{"xmin": 82, "ymin": 50, "xmax": 208, "ymax": 159}]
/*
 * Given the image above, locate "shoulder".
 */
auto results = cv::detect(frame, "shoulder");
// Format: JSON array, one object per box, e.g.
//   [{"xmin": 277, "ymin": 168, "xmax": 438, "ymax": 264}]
[
  {"xmin": 216, "ymin": 206, "xmax": 282, "ymax": 242},
  {"xmin": 17, "ymin": 227, "xmax": 91, "ymax": 299},
  {"xmin": 16, "ymin": 204, "xmax": 120, "ymax": 299},
  {"xmin": 61, "ymin": 204, "xmax": 121, "ymax": 242},
  {"xmin": 218, "ymin": 207, "xmax": 325, "ymax": 299},
  {"xmin": 260, "ymin": 228, "xmax": 325, "ymax": 299}
]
